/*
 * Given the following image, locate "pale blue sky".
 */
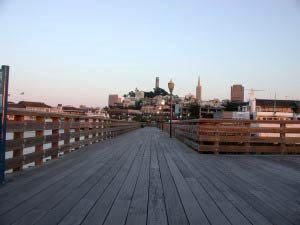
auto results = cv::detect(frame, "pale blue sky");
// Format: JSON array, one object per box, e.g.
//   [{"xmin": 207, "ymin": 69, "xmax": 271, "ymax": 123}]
[{"xmin": 0, "ymin": 0, "xmax": 299, "ymax": 107}]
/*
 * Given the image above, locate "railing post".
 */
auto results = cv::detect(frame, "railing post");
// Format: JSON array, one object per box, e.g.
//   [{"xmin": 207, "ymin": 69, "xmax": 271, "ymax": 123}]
[
  {"xmin": 245, "ymin": 121, "xmax": 251, "ymax": 154},
  {"xmin": 100, "ymin": 119, "xmax": 104, "ymax": 140},
  {"xmin": 106, "ymin": 120, "xmax": 111, "ymax": 139},
  {"xmin": 214, "ymin": 122, "xmax": 220, "ymax": 154},
  {"xmin": 97, "ymin": 119, "xmax": 103, "ymax": 141},
  {"xmin": 102, "ymin": 119, "xmax": 106, "ymax": 140},
  {"xmin": 280, "ymin": 122, "xmax": 286, "ymax": 154},
  {"xmin": 84, "ymin": 118, "xmax": 89, "ymax": 146},
  {"xmin": 173, "ymin": 123, "xmax": 176, "ymax": 138},
  {"xmin": 198, "ymin": 120, "xmax": 201, "ymax": 152},
  {"xmin": 92, "ymin": 118, "xmax": 97, "ymax": 143},
  {"xmin": 35, "ymin": 116, "xmax": 45, "ymax": 166},
  {"xmin": 64, "ymin": 117, "xmax": 71, "ymax": 154},
  {"xmin": 74, "ymin": 117, "xmax": 80, "ymax": 149},
  {"xmin": 51, "ymin": 117, "xmax": 59, "ymax": 159},
  {"xmin": 13, "ymin": 115, "xmax": 24, "ymax": 172},
  {"xmin": 109, "ymin": 120, "xmax": 112, "ymax": 138}
]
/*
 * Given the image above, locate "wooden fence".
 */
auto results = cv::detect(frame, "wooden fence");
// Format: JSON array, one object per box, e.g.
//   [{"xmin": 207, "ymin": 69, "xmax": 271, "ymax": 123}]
[
  {"xmin": 4, "ymin": 109, "xmax": 140, "ymax": 172},
  {"xmin": 163, "ymin": 119, "xmax": 300, "ymax": 154}
]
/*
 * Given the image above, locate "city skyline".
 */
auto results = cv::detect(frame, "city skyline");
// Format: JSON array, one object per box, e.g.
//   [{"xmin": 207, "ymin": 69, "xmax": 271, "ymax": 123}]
[
  {"xmin": 1, "ymin": 0, "xmax": 299, "ymax": 107},
  {"xmin": 7, "ymin": 75, "xmax": 299, "ymax": 108}
]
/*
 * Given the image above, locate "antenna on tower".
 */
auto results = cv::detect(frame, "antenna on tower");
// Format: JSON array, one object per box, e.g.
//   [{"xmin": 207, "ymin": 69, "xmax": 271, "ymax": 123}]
[
  {"xmin": 273, "ymin": 92, "xmax": 277, "ymax": 115},
  {"xmin": 245, "ymin": 88, "xmax": 264, "ymax": 112},
  {"xmin": 246, "ymin": 88, "xmax": 264, "ymax": 100}
]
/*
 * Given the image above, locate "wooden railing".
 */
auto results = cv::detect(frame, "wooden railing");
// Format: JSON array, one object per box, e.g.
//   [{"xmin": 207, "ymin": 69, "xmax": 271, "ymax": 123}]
[
  {"xmin": 163, "ymin": 119, "xmax": 300, "ymax": 154},
  {"xmin": 5, "ymin": 109, "xmax": 140, "ymax": 172}
]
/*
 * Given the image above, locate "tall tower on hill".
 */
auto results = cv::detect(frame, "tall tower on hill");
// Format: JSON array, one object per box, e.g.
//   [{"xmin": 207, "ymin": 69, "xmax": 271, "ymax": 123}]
[{"xmin": 155, "ymin": 77, "xmax": 159, "ymax": 89}]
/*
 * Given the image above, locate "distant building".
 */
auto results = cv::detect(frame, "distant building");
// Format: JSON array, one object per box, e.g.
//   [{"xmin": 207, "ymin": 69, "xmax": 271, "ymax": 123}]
[
  {"xmin": 9, "ymin": 101, "xmax": 52, "ymax": 112},
  {"xmin": 123, "ymin": 97, "xmax": 136, "ymax": 108},
  {"xmin": 231, "ymin": 84, "xmax": 244, "ymax": 103},
  {"xmin": 108, "ymin": 94, "xmax": 119, "ymax": 107},
  {"xmin": 135, "ymin": 91, "xmax": 145, "ymax": 100},
  {"xmin": 222, "ymin": 99, "xmax": 300, "ymax": 121},
  {"xmin": 141, "ymin": 105, "xmax": 155, "ymax": 114},
  {"xmin": 62, "ymin": 106, "xmax": 85, "ymax": 115},
  {"xmin": 141, "ymin": 105, "xmax": 170, "ymax": 115},
  {"xmin": 184, "ymin": 94, "xmax": 197, "ymax": 104},
  {"xmin": 108, "ymin": 108, "xmax": 141, "ymax": 120},
  {"xmin": 196, "ymin": 77, "xmax": 202, "ymax": 102},
  {"xmin": 155, "ymin": 77, "xmax": 159, "ymax": 89},
  {"xmin": 255, "ymin": 99, "xmax": 300, "ymax": 113},
  {"xmin": 153, "ymin": 95, "xmax": 164, "ymax": 106}
]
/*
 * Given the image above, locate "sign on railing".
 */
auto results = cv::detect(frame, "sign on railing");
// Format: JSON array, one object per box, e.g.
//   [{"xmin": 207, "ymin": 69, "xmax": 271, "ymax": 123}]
[{"xmin": 0, "ymin": 65, "xmax": 9, "ymax": 183}]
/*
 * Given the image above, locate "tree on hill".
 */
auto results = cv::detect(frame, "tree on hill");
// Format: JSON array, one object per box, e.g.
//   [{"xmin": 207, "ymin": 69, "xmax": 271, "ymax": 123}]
[{"xmin": 144, "ymin": 88, "xmax": 169, "ymax": 98}]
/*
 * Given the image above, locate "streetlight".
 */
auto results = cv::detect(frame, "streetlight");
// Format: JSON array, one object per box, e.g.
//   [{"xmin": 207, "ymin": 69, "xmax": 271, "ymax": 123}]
[{"xmin": 168, "ymin": 79, "xmax": 175, "ymax": 138}]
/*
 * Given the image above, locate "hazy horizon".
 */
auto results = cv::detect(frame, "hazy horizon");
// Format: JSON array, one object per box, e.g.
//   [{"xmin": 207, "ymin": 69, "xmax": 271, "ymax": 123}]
[{"xmin": 1, "ymin": 0, "xmax": 299, "ymax": 107}]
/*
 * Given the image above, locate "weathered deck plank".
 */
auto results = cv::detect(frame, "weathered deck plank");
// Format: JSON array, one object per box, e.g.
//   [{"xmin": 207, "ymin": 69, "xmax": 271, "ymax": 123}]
[
  {"xmin": 0, "ymin": 127, "xmax": 299, "ymax": 225},
  {"xmin": 147, "ymin": 133, "xmax": 168, "ymax": 225}
]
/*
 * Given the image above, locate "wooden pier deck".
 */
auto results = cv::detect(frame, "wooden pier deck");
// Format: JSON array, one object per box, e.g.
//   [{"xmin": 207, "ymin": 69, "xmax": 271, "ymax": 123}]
[{"xmin": 0, "ymin": 127, "xmax": 299, "ymax": 225}]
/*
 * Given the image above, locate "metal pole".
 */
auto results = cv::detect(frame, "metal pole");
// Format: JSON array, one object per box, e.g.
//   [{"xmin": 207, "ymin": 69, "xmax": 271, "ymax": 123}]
[
  {"xmin": 0, "ymin": 65, "xmax": 9, "ymax": 184},
  {"xmin": 170, "ymin": 93, "xmax": 172, "ymax": 138}
]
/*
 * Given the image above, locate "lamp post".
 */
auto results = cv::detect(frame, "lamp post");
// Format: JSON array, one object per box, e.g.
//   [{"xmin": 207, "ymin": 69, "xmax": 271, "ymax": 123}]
[
  {"xmin": 0, "ymin": 65, "xmax": 9, "ymax": 184},
  {"xmin": 168, "ymin": 79, "xmax": 175, "ymax": 138}
]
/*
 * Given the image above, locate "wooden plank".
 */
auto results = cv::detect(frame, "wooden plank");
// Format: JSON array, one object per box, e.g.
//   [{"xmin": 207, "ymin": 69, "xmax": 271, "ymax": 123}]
[
  {"xmin": 220, "ymin": 156, "xmax": 300, "ymax": 218},
  {"xmin": 1, "ymin": 138, "xmax": 129, "ymax": 225},
  {"xmin": 164, "ymin": 144, "xmax": 232, "ymax": 225},
  {"xmin": 192, "ymin": 155, "xmax": 295, "ymax": 225},
  {"xmin": 161, "ymin": 149, "xmax": 210, "ymax": 225},
  {"xmin": 156, "ymin": 136, "xmax": 189, "ymax": 225},
  {"xmin": 0, "ymin": 131, "xmax": 140, "ymax": 202},
  {"xmin": 0, "ymin": 132, "xmax": 135, "ymax": 211},
  {"xmin": 165, "ymin": 138, "xmax": 252, "ymax": 225},
  {"xmin": 35, "ymin": 141, "xmax": 137, "ymax": 225},
  {"xmin": 79, "ymin": 142, "xmax": 143, "ymax": 225},
  {"xmin": 185, "ymin": 160, "xmax": 273, "ymax": 225},
  {"xmin": 166, "ymin": 137, "xmax": 261, "ymax": 225},
  {"xmin": 125, "ymin": 136, "xmax": 151, "ymax": 225},
  {"xmin": 146, "ymin": 133, "xmax": 168, "ymax": 225},
  {"xmin": 34, "ymin": 138, "xmax": 142, "ymax": 225},
  {"xmin": 11, "ymin": 137, "xmax": 133, "ymax": 225},
  {"xmin": 101, "ymin": 142, "xmax": 146, "ymax": 225},
  {"xmin": 1, "ymin": 127, "xmax": 300, "ymax": 225}
]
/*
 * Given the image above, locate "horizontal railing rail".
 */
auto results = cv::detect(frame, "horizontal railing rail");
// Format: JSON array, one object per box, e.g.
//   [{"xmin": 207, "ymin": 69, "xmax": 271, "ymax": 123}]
[
  {"xmin": 4, "ymin": 109, "xmax": 140, "ymax": 172},
  {"xmin": 163, "ymin": 119, "xmax": 300, "ymax": 154}
]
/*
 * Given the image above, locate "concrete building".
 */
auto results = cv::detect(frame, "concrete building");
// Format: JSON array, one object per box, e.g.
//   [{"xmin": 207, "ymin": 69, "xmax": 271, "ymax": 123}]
[
  {"xmin": 231, "ymin": 84, "xmax": 244, "ymax": 103},
  {"xmin": 255, "ymin": 99, "xmax": 300, "ymax": 114},
  {"xmin": 108, "ymin": 108, "xmax": 142, "ymax": 120},
  {"xmin": 62, "ymin": 106, "xmax": 85, "ymax": 115},
  {"xmin": 135, "ymin": 91, "xmax": 145, "ymax": 100},
  {"xmin": 196, "ymin": 77, "xmax": 202, "ymax": 102},
  {"xmin": 8, "ymin": 101, "xmax": 59, "ymax": 120},
  {"xmin": 108, "ymin": 94, "xmax": 119, "ymax": 107},
  {"xmin": 123, "ymin": 97, "xmax": 136, "ymax": 108},
  {"xmin": 184, "ymin": 94, "xmax": 197, "ymax": 104},
  {"xmin": 8, "ymin": 101, "xmax": 52, "ymax": 112},
  {"xmin": 155, "ymin": 77, "xmax": 159, "ymax": 89}
]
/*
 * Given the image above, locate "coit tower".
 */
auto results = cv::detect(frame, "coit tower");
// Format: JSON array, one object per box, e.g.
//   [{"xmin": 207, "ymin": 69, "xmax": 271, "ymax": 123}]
[{"xmin": 155, "ymin": 77, "xmax": 159, "ymax": 89}]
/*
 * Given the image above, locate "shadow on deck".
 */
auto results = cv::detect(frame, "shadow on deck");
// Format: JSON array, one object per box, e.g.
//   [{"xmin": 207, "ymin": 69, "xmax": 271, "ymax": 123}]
[{"xmin": 0, "ymin": 127, "xmax": 299, "ymax": 225}]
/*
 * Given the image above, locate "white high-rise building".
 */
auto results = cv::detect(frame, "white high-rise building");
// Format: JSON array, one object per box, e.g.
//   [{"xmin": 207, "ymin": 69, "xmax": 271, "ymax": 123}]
[{"xmin": 196, "ymin": 76, "xmax": 202, "ymax": 102}]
